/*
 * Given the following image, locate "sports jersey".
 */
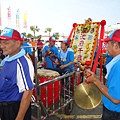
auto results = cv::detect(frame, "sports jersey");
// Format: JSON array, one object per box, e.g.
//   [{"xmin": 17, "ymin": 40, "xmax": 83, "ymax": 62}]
[{"xmin": 0, "ymin": 49, "xmax": 34, "ymax": 102}]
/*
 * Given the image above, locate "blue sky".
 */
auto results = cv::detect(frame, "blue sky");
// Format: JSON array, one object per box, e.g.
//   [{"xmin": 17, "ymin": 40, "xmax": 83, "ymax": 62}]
[{"xmin": 0, "ymin": 0, "xmax": 120, "ymax": 36}]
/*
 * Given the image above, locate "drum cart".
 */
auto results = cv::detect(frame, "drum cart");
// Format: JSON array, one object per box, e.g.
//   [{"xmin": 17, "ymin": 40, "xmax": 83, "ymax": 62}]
[{"xmin": 31, "ymin": 57, "xmax": 82, "ymax": 120}]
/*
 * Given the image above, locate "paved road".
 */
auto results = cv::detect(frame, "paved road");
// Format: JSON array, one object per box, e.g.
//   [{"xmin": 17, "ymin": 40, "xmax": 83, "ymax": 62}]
[
  {"xmin": 32, "ymin": 101, "xmax": 103, "ymax": 120},
  {"xmin": 56, "ymin": 102, "xmax": 103, "ymax": 120}
]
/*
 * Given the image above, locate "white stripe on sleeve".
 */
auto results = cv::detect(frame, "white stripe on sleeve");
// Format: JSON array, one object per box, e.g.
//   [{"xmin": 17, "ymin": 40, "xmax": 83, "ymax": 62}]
[{"xmin": 17, "ymin": 58, "xmax": 34, "ymax": 93}]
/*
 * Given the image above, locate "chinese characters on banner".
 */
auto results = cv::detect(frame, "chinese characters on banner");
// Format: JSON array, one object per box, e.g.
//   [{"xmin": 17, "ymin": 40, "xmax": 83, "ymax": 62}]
[{"xmin": 71, "ymin": 22, "xmax": 100, "ymax": 70}]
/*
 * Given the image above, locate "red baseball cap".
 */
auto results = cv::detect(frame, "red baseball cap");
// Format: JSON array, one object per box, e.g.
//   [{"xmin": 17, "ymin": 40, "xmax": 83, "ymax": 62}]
[
  {"xmin": 0, "ymin": 27, "xmax": 22, "ymax": 41},
  {"xmin": 49, "ymin": 36, "xmax": 56, "ymax": 42},
  {"xmin": 103, "ymin": 29, "xmax": 120, "ymax": 42}
]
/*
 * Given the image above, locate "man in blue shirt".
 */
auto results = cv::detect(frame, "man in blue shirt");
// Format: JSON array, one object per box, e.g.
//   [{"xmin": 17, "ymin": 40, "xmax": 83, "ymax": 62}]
[
  {"xmin": 21, "ymin": 34, "xmax": 32, "ymax": 55},
  {"xmin": 0, "ymin": 27, "xmax": 34, "ymax": 120},
  {"xmin": 53, "ymin": 38, "xmax": 74, "ymax": 80},
  {"xmin": 42, "ymin": 36, "xmax": 59, "ymax": 69},
  {"xmin": 85, "ymin": 29, "xmax": 120, "ymax": 120}
]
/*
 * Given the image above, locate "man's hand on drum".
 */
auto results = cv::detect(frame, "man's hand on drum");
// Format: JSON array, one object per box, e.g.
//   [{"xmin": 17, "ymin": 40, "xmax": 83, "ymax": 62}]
[{"xmin": 85, "ymin": 70, "xmax": 98, "ymax": 83}]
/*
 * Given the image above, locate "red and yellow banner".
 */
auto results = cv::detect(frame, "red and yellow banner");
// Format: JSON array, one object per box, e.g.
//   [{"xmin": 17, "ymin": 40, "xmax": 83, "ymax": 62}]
[{"xmin": 71, "ymin": 22, "xmax": 101, "ymax": 70}]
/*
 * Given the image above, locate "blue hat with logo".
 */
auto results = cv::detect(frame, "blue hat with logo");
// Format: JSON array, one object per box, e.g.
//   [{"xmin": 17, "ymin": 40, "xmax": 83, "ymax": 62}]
[
  {"xmin": 103, "ymin": 29, "xmax": 120, "ymax": 42},
  {"xmin": 49, "ymin": 36, "xmax": 56, "ymax": 42},
  {"xmin": 0, "ymin": 27, "xmax": 22, "ymax": 41}
]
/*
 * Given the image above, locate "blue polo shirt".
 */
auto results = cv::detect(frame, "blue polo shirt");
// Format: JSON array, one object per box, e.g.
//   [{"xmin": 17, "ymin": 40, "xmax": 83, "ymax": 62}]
[
  {"xmin": 102, "ymin": 60, "xmax": 120, "ymax": 112},
  {"xmin": 42, "ymin": 45, "xmax": 58, "ymax": 69},
  {"xmin": 59, "ymin": 48, "xmax": 74, "ymax": 71},
  {"xmin": 0, "ymin": 55, "xmax": 34, "ymax": 102}
]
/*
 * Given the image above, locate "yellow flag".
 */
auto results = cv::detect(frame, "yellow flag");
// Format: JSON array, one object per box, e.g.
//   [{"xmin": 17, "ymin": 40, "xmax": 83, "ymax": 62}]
[{"xmin": 23, "ymin": 12, "xmax": 27, "ymax": 22}]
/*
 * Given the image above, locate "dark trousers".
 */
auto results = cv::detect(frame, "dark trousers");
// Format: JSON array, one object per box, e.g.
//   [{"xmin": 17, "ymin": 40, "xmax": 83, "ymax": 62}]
[
  {"xmin": 52, "ymin": 67, "xmax": 73, "ymax": 85},
  {"xmin": 102, "ymin": 105, "xmax": 120, "ymax": 120},
  {"xmin": 38, "ymin": 49, "xmax": 42, "ymax": 62},
  {"xmin": 53, "ymin": 67, "xmax": 72, "ymax": 76},
  {"xmin": 0, "ymin": 101, "xmax": 31, "ymax": 120}
]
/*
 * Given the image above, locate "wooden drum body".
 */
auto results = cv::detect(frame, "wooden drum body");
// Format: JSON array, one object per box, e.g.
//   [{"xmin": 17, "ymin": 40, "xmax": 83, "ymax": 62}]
[{"xmin": 33, "ymin": 69, "xmax": 60, "ymax": 107}]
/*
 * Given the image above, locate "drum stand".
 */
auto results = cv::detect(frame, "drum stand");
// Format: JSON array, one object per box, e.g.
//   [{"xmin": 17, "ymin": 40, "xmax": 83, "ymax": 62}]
[{"xmin": 33, "ymin": 48, "xmax": 50, "ymax": 120}]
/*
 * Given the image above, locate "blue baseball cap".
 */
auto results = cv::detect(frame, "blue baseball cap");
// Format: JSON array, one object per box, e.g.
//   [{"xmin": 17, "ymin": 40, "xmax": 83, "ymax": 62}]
[
  {"xmin": 49, "ymin": 36, "xmax": 56, "ymax": 42},
  {"xmin": 103, "ymin": 29, "xmax": 120, "ymax": 42},
  {"xmin": 0, "ymin": 27, "xmax": 22, "ymax": 41},
  {"xmin": 62, "ymin": 38, "xmax": 68, "ymax": 44},
  {"xmin": 61, "ymin": 38, "xmax": 70, "ymax": 44}
]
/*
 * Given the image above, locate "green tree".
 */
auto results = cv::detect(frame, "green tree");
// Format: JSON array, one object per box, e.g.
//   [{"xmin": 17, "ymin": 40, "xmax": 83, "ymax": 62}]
[
  {"xmin": 30, "ymin": 26, "xmax": 40, "ymax": 38},
  {"xmin": 27, "ymin": 33, "xmax": 33, "ymax": 38},
  {"xmin": 35, "ymin": 35, "xmax": 42, "ymax": 39},
  {"xmin": 53, "ymin": 32, "xmax": 60, "ymax": 40},
  {"xmin": 44, "ymin": 28, "xmax": 52, "ymax": 37}
]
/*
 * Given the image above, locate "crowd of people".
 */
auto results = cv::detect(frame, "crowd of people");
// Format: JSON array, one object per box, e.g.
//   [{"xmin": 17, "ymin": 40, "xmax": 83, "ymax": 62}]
[{"xmin": 0, "ymin": 26, "xmax": 120, "ymax": 120}]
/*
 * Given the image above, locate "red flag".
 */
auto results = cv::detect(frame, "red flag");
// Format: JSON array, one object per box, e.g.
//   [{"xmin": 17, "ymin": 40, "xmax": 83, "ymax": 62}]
[{"xmin": 7, "ymin": 6, "xmax": 11, "ymax": 19}]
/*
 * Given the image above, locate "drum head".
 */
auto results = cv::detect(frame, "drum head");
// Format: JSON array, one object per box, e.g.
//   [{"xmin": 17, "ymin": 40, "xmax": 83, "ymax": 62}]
[
  {"xmin": 74, "ymin": 82, "xmax": 102, "ymax": 110},
  {"xmin": 37, "ymin": 69, "xmax": 60, "ymax": 78}
]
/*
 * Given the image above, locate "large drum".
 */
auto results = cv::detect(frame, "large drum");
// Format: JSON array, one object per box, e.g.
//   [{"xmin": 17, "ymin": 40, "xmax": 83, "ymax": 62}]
[{"xmin": 33, "ymin": 69, "xmax": 60, "ymax": 107}]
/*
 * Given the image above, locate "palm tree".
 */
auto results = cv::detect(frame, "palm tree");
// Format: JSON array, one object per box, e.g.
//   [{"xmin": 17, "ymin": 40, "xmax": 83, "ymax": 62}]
[
  {"xmin": 53, "ymin": 32, "xmax": 60, "ymax": 40},
  {"xmin": 44, "ymin": 28, "xmax": 52, "ymax": 37},
  {"xmin": 30, "ymin": 26, "xmax": 40, "ymax": 38},
  {"xmin": 27, "ymin": 33, "xmax": 33, "ymax": 38},
  {"xmin": 36, "ymin": 35, "xmax": 42, "ymax": 39}
]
